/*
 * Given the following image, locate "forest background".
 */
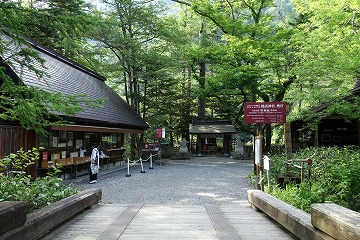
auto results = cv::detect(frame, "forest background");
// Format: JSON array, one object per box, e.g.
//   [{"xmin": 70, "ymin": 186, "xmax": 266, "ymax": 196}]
[{"xmin": 1, "ymin": 0, "xmax": 360, "ymax": 153}]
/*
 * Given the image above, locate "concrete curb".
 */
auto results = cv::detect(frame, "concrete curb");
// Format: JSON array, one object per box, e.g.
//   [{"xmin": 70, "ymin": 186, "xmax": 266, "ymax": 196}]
[{"xmin": 0, "ymin": 188, "xmax": 102, "ymax": 240}]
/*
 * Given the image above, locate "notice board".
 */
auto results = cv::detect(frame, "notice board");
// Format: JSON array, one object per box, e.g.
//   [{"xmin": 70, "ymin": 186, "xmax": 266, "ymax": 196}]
[{"xmin": 244, "ymin": 102, "xmax": 286, "ymax": 124}]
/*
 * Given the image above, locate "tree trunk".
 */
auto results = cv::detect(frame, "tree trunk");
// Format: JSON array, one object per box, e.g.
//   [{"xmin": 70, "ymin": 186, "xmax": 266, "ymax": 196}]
[
  {"xmin": 264, "ymin": 124, "xmax": 272, "ymax": 153},
  {"xmin": 198, "ymin": 61, "xmax": 206, "ymax": 120},
  {"xmin": 197, "ymin": 61, "xmax": 206, "ymax": 154}
]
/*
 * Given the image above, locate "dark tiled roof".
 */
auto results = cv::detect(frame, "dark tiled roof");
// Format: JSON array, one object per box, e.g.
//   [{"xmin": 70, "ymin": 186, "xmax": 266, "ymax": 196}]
[
  {"xmin": 189, "ymin": 120, "xmax": 237, "ymax": 134},
  {"xmin": 2, "ymin": 35, "xmax": 148, "ymax": 130},
  {"xmin": 311, "ymin": 86, "xmax": 359, "ymax": 114}
]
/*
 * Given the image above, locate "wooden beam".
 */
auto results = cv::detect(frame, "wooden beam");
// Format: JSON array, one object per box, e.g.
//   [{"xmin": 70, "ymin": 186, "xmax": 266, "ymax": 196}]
[
  {"xmin": 311, "ymin": 203, "xmax": 360, "ymax": 240},
  {"xmin": 247, "ymin": 190, "xmax": 334, "ymax": 240}
]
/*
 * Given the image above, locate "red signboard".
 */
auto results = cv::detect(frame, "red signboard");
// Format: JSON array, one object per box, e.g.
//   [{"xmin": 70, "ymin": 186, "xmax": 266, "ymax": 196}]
[
  {"xmin": 156, "ymin": 128, "xmax": 165, "ymax": 138},
  {"xmin": 244, "ymin": 102, "xmax": 286, "ymax": 124},
  {"xmin": 42, "ymin": 152, "xmax": 48, "ymax": 161},
  {"xmin": 156, "ymin": 128, "xmax": 162, "ymax": 138}
]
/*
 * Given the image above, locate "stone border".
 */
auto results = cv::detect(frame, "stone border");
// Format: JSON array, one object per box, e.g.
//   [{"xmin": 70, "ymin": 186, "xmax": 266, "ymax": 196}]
[
  {"xmin": 0, "ymin": 188, "xmax": 102, "ymax": 240},
  {"xmin": 247, "ymin": 189, "xmax": 334, "ymax": 240}
]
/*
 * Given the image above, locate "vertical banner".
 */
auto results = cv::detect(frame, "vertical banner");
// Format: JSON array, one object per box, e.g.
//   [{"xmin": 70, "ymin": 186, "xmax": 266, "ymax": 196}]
[
  {"xmin": 255, "ymin": 133, "xmax": 264, "ymax": 191},
  {"xmin": 156, "ymin": 128, "xmax": 162, "ymax": 138},
  {"xmin": 42, "ymin": 152, "xmax": 48, "ymax": 161},
  {"xmin": 263, "ymin": 155, "xmax": 270, "ymax": 171},
  {"xmin": 156, "ymin": 128, "xmax": 165, "ymax": 138}
]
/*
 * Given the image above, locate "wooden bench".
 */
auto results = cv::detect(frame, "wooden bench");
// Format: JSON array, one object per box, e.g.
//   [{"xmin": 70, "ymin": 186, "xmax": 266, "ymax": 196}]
[
  {"xmin": 247, "ymin": 190, "xmax": 334, "ymax": 240},
  {"xmin": 311, "ymin": 203, "xmax": 360, "ymax": 240}
]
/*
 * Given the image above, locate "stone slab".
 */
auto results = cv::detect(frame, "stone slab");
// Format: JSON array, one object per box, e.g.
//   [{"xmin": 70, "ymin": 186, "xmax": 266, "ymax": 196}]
[
  {"xmin": 98, "ymin": 203, "xmax": 143, "ymax": 240},
  {"xmin": 205, "ymin": 204, "xmax": 241, "ymax": 240},
  {"xmin": 38, "ymin": 203, "xmax": 301, "ymax": 240}
]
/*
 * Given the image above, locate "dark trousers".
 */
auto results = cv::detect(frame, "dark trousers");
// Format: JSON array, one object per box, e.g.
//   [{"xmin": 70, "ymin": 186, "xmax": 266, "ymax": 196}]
[{"xmin": 90, "ymin": 172, "xmax": 97, "ymax": 181}]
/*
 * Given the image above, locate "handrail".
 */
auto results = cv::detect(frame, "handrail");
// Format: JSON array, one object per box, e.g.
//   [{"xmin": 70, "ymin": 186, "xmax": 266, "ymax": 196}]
[{"xmin": 285, "ymin": 158, "xmax": 313, "ymax": 181}]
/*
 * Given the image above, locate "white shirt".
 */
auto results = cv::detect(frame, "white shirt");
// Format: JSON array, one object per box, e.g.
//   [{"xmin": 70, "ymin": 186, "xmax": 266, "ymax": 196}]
[{"xmin": 91, "ymin": 148, "xmax": 99, "ymax": 166}]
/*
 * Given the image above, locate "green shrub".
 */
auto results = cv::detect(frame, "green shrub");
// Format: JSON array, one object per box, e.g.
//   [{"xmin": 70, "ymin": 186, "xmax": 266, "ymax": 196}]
[
  {"xmin": 267, "ymin": 146, "xmax": 360, "ymax": 212},
  {"xmin": 0, "ymin": 148, "xmax": 79, "ymax": 213},
  {"xmin": 268, "ymin": 181, "xmax": 327, "ymax": 213}
]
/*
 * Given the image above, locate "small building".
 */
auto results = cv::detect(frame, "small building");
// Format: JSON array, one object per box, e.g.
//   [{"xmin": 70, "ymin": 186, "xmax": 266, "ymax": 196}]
[
  {"xmin": 290, "ymin": 86, "xmax": 360, "ymax": 150},
  {"xmin": 0, "ymin": 33, "xmax": 148, "ymax": 177},
  {"xmin": 189, "ymin": 120, "xmax": 237, "ymax": 155}
]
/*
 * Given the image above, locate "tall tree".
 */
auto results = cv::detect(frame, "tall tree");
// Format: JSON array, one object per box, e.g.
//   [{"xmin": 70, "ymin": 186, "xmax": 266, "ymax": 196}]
[
  {"xmin": 286, "ymin": 0, "xmax": 360, "ymax": 126},
  {"xmin": 143, "ymin": 25, "xmax": 196, "ymax": 143},
  {"xmin": 173, "ymin": 0, "xmax": 297, "ymax": 150},
  {"xmin": 0, "ymin": 1, "xmax": 103, "ymax": 134},
  {"xmin": 87, "ymin": 0, "xmax": 188, "ymax": 157},
  {"xmin": 2, "ymin": 0, "xmax": 96, "ymax": 59}
]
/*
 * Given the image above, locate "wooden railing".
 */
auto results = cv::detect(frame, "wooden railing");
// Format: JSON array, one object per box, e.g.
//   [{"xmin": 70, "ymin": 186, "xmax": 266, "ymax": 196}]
[{"xmin": 285, "ymin": 158, "xmax": 313, "ymax": 181}]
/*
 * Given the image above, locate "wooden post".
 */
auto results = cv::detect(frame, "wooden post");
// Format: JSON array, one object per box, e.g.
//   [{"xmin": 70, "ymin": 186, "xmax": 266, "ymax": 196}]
[
  {"xmin": 284, "ymin": 104, "xmax": 292, "ymax": 161},
  {"xmin": 255, "ymin": 124, "xmax": 264, "ymax": 191},
  {"xmin": 259, "ymin": 124, "xmax": 264, "ymax": 191},
  {"xmin": 284, "ymin": 123, "xmax": 292, "ymax": 161}
]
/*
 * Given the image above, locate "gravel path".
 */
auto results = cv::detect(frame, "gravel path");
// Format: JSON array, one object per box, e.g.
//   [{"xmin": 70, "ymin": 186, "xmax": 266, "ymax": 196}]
[
  {"xmin": 42, "ymin": 157, "xmax": 299, "ymax": 240},
  {"xmin": 70, "ymin": 156, "xmax": 255, "ymax": 205}
]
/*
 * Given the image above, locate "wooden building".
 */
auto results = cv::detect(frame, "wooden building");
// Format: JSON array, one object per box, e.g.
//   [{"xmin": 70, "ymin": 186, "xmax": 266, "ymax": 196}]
[
  {"xmin": 0, "ymin": 33, "xmax": 148, "ymax": 177},
  {"xmin": 189, "ymin": 120, "xmax": 237, "ymax": 155},
  {"xmin": 290, "ymin": 86, "xmax": 360, "ymax": 150}
]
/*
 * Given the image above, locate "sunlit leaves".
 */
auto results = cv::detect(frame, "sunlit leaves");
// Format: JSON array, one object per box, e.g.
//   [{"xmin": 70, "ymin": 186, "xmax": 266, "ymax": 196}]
[{"xmin": 286, "ymin": 0, "xmax": 360, "ymax": 122}]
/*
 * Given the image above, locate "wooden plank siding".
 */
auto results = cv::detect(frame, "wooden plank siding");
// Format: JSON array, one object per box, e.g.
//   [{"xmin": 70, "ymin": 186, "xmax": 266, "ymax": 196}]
[{"xmin": 0, "ymin": 126, "xmax": 38, "ymax": 176}]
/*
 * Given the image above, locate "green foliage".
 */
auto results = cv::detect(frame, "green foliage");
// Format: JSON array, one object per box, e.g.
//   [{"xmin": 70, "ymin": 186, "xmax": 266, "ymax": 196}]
[
  {"xmin": 0, "ymin": 148, "xmax": 37, "ymax": 177},
  {"xmin": 0, "ymin": 1, "xmax": 106, "ymax": 135},
  {"xmin": 268, "ymin": 181, "xmax": 326, "ymax": 213},
  {"xmin": 286, "ymin": 0, "xmax": 360, "ymax": 123},
  {"xmin": 0, "ymin": 148, "xmax": 79, "ymax": 213},
  {"xmin": 267, "ymin": 146, "xmax": 360, "ymax": 212},
  {"xmin": 176, "ymin": 0, "xmax": 299, "ymax": 144}
]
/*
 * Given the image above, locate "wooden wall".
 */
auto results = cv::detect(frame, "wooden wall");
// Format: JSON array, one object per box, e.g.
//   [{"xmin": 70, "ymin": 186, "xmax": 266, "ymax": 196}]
[
  {"xmin": 0, "ymin": 125, "xmax": 37, "ymax": 158},
  {"xmin": 0, "ymin": 125, "xmax": 38, "ymax": 177}
]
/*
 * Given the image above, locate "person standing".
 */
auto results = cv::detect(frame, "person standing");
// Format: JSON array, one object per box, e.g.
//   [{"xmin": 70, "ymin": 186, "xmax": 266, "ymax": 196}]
[{"xmin": 90, "ymin": 143, "xmax": 99, "ymax": 184}]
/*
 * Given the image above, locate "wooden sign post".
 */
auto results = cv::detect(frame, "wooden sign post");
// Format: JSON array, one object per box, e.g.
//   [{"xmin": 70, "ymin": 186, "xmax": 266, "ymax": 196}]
[
  {"xmin": 255, "ymin": 127, "xmax": 263, "ymax": 190},
  {"xmin": 244, "ymin": 102, "xmax": 287, "ymax": 191}
]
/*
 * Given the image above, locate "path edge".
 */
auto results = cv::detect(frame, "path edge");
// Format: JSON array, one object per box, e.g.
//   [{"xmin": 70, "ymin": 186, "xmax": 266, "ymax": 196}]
[{"xmin": 0, "ymin": 188, "xmax": 102, "ymax": 240}]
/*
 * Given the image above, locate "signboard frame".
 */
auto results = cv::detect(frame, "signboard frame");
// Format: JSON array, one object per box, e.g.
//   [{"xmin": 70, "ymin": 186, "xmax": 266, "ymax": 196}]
[
  {"xmin": 244, "ymin": 102, "xmax": 287, "ymax": 192},
  {"xmin": 244, "ymin": 102, "xmax": 286, "ymax": 124}
]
